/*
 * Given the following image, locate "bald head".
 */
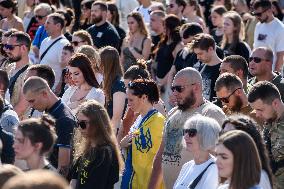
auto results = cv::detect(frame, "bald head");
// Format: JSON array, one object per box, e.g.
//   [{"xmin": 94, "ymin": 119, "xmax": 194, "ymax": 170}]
[
  {"xmin": 174, "ymin": 67, "xmax": 202, "ymax": 85},
  {"xmin": 23, "ymin": 76, "xmax": 50, "ymax": 95},
  {"xmin": 252, "ymin": 47, "xmax": 274, "ymax": 63}
]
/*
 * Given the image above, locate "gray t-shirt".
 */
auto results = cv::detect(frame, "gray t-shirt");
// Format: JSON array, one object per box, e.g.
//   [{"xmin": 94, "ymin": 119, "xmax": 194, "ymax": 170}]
[{"xmin": 162, "ymin": 101, "xmax": 226, "ymax": 189}]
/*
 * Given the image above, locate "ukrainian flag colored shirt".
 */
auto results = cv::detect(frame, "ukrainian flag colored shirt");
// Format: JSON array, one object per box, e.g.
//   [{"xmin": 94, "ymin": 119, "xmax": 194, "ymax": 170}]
[{"xmin": 121, "ymin": 109, "xmax": 165, "ymax": 189}]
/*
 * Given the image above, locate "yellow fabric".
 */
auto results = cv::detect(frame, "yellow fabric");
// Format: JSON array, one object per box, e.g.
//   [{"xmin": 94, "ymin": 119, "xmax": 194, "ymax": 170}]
[{"xmin": 131, "ymin": 112, "xmax": 165, "ymax": 189}]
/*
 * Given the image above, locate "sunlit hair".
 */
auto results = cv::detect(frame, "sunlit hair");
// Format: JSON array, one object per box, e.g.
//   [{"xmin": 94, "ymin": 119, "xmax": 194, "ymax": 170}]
[
  {"xmin": 73, "ymin": 30, "xmax": 93, "ymax": 46},
  {"xmin": 222, "ymin": 114, "xmax": 273, "ymax": 187},
  {"xmin": 100, "ymin": 46, "xmax": 123, "ymax": 103},
  {"xmin": 127, "ymin": 11, "xmax": 149, "ymax": 37},
  {"xmin": 75, "ymin": 100, "xmax": 124, "ymax": 172},
  {"xmin": 68, "ymin": 53, "xmax": 100, "ymax": 88},
  {"xmin": 128, "ymin": 79, "xmax": 159, "ymax": 104},
  {"xmin": 221, "ymin": 11, "xmax": 245, "ymax": 51},
  {"xmin": 17, "ymin": 114, "xmax": 57, "ymax": 155},
  {"xmin": 124, "ymin": 59, "xmax": 150, "ymax": 80},
  {"xmin": 0, "ymin": 164, "xmax": 23, "ymax": 188},
  {"xmin": 77, "ymin": 45, "xmax": 101, "ymax": 73},
  {"xmin": 218, "ymin": 130, "xmax": 261, "ymax": 189}
]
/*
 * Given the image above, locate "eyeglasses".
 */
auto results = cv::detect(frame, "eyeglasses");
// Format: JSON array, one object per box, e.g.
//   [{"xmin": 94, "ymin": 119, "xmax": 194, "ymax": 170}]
[
  {"xmin": 35, "ymin": 15, "xmax": 47, "ymax": 20},
  {"xmin": 166, "ymin": 4, "xmax": 174, "ymax": 8},
  {"xmin": 249, "ymin": 56, "xmax": 268, "ymax": 63},
  {"xmin": 77, "ymin": 120, "xmax": 89, "ymax": 129},
  {"xmin": 218, "ymin": 87, "xmax": 241, "ymax": 103},
  {"xmin": 183, "ymin": 128, "xmax": 197, "ymax": 137},
  {"xmin": 71, "ymin": 41, "xmax": 85, "ymax": 46},
  {"xmin": 252, "ymin": 8, "xmax": 269, "ymax": 17},
  {"xmin": 171, "ymin": 83, "xmax": 195, "ymax": 93},
  {"xmin": 4, "ymin": 44, "xmax": 23, "ymax": 51}
]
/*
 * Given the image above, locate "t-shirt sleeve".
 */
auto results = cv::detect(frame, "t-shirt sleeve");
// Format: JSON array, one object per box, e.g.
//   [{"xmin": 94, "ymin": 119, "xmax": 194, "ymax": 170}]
[
  {"xmin": 197, "ymin": 164, "xmax": 219, "ymax": 189},
  {"xmin": 236, "ymin": 42, "xmax": 250, "ymax": 62},
  {"xmin": 56, "ymin": 118, "xmax": 75, "ymax": 148},
  {"xmin": 32, "ymin": 26, "xmax": 43, "ymax": 48},
  {"xmin": 275, "ymin": 30, "xmax": 284, "ymax": 52},
  {"xmin": 112, "ymin": 79, "xmax": 126, "ymax": 94}
]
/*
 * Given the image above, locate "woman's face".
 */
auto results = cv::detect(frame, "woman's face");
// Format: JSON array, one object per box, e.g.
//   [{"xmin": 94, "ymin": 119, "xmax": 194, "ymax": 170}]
[
  {"xmin": 76, "ymin": 112, "xmax": 90, "ymax": 138},
  {"xmin": 126, "ymin": 89, "xmax": 144, "ymax": 113},
  {"xmin": 0, "ymin": 6, "xmax": 12, "ymax": 18},
  {"xmin": 211, "ymin": 11, "xmax": 223, "ymax": 27},
  {"xmin": 127, "ymin": 16, "xmax": 139, "ymax": 34},
  {"xmin": 71, "ymin": 35, "xmax": 87, "ymax": 52},
  {"xmin": 81, "ymin": 5, "xmax": 91, "ymax": 19},
  {"xmin": 107, "ymin": 10, "xmax": 113, "ymax": 23},
  {"xmin": 216, "ymin": 143, "xmax": 234, "ymax": 179},
  {"xmin": 184, "ymin": 128, "xmax": 200, "ymax": 152},
  {"xmin": 223, "ymin": 17, "xmax": 235, "ymax": 35},
  {"xmin": 13, "ymin": 130, "xmax": 38, "ymax": 160},
  {"xmin": 68, "ymin": 66, "xmax": 86, "ymax": 86}
]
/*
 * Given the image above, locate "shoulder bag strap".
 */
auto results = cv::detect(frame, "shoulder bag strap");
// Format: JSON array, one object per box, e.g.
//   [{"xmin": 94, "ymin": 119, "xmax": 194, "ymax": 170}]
[
  {"xmin": 40, "ymin": 37, "xmax": 63, "ymax": 62},
  {"xmin": 189, "ymin": 162, "xmax": 215, "ymax": 189},
  {"xmin": 8, "ymin": 65, "xmax": 29, "ymax": 98}
]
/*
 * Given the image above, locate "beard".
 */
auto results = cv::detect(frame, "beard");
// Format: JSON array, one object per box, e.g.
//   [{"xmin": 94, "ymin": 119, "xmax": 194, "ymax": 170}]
[
  {"xmin": 266, "ymin": 110, "xmax": 278, "ymax": 123},
  {"xmin": 231, "ymin": 96, "xmax": 243, "ymax": 112},
  {"xmin": 177, "ymin": 90, "xmax": 196, "ymax": 111},
  {"xmin": 93, "ymin": 15, "xmax": 103, "ymax": 24},
  {"xmin": 8, "ymin": 55, "xmax": 21, "ymax": 62},
  {"xmin": 259, "ymin": 15, "xmax": 269, "ymax": 23}
]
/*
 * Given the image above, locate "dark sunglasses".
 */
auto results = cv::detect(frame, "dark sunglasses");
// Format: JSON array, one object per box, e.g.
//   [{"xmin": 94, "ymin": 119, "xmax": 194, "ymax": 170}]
[
  {"xmin": 71, "ymin": 41, "xmax": 85, "ymax": 46},
  {"xmin": 249, "ymin": 56, "xmax": 268, "ymax": 63},
  {"xmin": 218, "ymin": 87, "xmax": 241, "ymax": 103},
  {"xmin": 251, "ymin": 8, "xmax": 269, "ymax": 17},
  {"xmin": 166, "ymin": 4, "xmax": 174, "ymax": 8},
  {"xmin": 77, "ymin": 120, "xmax": 88, "ymax": 129},
  {"xmin": 4, "ymin": 44, "xmax": 23, "ymax": 51},
  {"xmin": 183, "ymin": 128, "xmax": 197, "ymax": 137},
  {"xmin": 35, "ymin": 15, "xmax": 47, "ymax": 20},
  {"xmin": 171, "ymin": 85, "xmax": 186, "ymax": 93}
]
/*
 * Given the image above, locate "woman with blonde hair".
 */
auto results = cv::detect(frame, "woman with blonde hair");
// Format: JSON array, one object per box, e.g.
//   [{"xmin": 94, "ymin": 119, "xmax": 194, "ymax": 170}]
[
  {"xmin": 121, "ymin": 11, "xmax": 151, "ymax": 71},
  {"xmin": 100, "ymin": 46, "xmax": 126, "ymax": 132},
  {"xmin": 70, "ymin": 100, "xmax": 123, "ymax": 189},
  {"xmin": 221, "ymin": 11, "xmax": 250, "ymax": 61}
]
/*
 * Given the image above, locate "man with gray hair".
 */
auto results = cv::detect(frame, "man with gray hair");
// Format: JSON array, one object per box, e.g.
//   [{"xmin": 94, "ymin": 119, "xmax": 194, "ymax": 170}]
[
  {"xmin": 23, "ymin": 76, "xmax": 76, "ymax": 176},
  {"xmin": 249, "ymin": 46, "xmax": 284, "ymax": 101},
  {"xmin": 148, "ymin": 67, "xmax": 226, "ymax": 189}
]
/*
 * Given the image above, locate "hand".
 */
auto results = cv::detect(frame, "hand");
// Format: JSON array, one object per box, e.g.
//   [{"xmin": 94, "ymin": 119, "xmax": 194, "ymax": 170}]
[{"xmin": 120, "ymin": 132, "xmax": 137, "ymax": 148}]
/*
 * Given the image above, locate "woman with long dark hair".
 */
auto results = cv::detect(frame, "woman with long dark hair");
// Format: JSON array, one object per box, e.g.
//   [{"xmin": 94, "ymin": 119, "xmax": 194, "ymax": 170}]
[
  {"xmin": 61, "ymin": 53, "xmax": 105, "ymax": 113},
  {"xmin": 217, "ymin": 130, "xmax": 262, "ymax": 189},
  {"xmin": 100, "ymin": 46, "xmax": 126, "ymax": 132},
  {"xmin": 70, "ymin": 100, "xmax": 124, "ymax": 189},
  {"xmin": 221, "ymin": 115, "xmax": 273, "ymax": 189},
  {"xmin": 210, "ymin": 5, "xmax": 227, "ymax": 46}
]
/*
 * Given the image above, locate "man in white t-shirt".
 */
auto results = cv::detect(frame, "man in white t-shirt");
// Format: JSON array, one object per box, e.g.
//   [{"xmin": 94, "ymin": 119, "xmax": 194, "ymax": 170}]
[
  {"xmin": 148, "ymin": 67, "xmax": 226, "ymax": 189},
  {"xmin": 39, "ymin": 13, "xmax": 70, "ymax": 93},
  {"xmin": 116, "ymin": 0, "xmax": 139, "ymax": 30},
  {"xmin": 134, "ymin": 0, "xmax": 152, "ymax": 24},
  {"xmin": 253, "ymin": 0, "xmax": 284, "ymax": 72}
]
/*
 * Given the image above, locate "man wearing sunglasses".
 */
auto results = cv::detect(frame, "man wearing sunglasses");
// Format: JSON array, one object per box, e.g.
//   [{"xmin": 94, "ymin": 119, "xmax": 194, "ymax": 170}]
[
  {"xmin": 23, "ymin": 77, "xmax": 76, "ymax": 176},
  {"xmin": 215, "ymin": 73, "xmax": 262, "ymax": 127},
  {"xmin": 148, "ymin": 67, "xmax": 225, "ymax": 189},
  {"xmin": 248, "ymin": 81, "xmax": 284, "ymax": 189},
  {"xmin": 166, "ymin": 0, "xmax": 186, "ymax": 23},
  {"xmin": 252, "ymin": 0, "xmax": 284, "ymax": 73},
  {"xmin": 248, "ymin": 47, "xmax": 284, "ymax": 102}
]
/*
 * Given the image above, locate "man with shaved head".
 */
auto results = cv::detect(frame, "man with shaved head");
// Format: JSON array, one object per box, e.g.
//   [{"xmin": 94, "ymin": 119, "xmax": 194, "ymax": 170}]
[
  {"xmin": 23, "ymin": 76, "xmax": 76, "ymax": 176},
  {"xmin": 148, "ymin": 67, "xmax": 226, "ymax": 189}
]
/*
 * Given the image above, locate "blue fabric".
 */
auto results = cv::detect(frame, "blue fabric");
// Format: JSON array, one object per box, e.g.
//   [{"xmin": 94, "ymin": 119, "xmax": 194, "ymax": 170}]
[{"xmin": 32, "ymin": 25, "xmax": 48, "ymax": 48}]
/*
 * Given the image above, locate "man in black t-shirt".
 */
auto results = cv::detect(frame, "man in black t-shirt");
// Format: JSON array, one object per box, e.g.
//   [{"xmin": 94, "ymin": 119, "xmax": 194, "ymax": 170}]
[
  {"xmin": 87, "ymin": 1, "xmax": 120, "ymax": 50},
  {"xmin": 189, "ymin": 34, "xmax": 222, "ymax": 101},
  {"xmin": 23, "ymin": 76, "xmax": 76, "ymax": 176}
]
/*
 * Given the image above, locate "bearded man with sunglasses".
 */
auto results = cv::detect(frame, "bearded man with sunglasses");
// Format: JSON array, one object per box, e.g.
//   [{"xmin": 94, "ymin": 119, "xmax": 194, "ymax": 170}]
[
  {"xmin": 249, "ymin": 47, "xmax": 284, "ymax": 102},
  {"xmin": 252, "ymin": 0, "xmax": 284, "ymax": 72},
  {"xmin": 148, "ymin": 67, "xmax": 225, "ymax": 189},
  {"xmin": 215, "ymin": 73, "xmax": 263, "ymax": 128}
]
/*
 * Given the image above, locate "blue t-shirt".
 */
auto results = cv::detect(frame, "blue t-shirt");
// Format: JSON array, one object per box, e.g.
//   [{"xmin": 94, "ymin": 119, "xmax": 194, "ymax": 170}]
[{"xmin": 32, "ymin": 25, "xmax": 48, "ymax": 48}]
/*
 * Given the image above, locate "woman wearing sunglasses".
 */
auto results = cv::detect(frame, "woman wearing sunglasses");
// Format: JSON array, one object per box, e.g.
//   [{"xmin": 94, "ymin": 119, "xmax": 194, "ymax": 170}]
[
  {"xmin": 61, "ymin": 53, "xmax": 104, "ymax": 114},
  {"xmin": 13, "ymin": 114, "xmax": 57, "ymax": 171},
  {"xmin": 174, "ymin": 115, "xmax": 221, "ymax": 189},
  {"xmin": 216, "ymin": 130, "xmax": 262, "ymax": 189},
  {"xmin": 71, "ymin": 30, "xmax": 93, "ymax": 52},
  {"xmin": 70, "ymin": 100, "xmax": 123, "ymax": 189},
  {"xmin": 121, "ymin": 79, "xmax": 165, "ymax": 189}
]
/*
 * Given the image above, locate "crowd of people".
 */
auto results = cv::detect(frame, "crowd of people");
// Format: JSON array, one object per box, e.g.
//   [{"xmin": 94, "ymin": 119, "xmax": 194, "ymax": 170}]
[{"xmin": 0, "ymin": 0, "xmax": 283, "ymax": 189}]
